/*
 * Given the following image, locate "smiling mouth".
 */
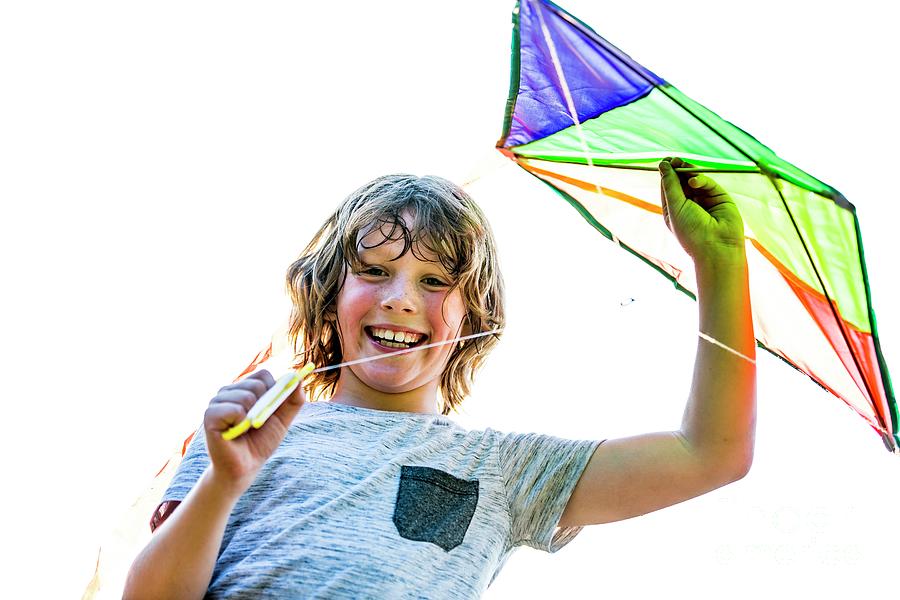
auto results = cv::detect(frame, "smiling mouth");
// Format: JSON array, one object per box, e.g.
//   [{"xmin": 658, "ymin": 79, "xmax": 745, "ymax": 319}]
[{"xmin": 365, "ymin": 327, "xmax": 428, "ymax": 350}]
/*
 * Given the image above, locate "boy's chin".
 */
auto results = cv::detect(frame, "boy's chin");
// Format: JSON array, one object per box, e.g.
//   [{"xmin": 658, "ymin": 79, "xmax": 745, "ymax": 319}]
[
  {"xmin": 355, "ymin": 367, "xmax": 434, "ymax": 395},
  {"xmin": 359, "ymin": 375, "xmax": 420, "ymax": 394}
]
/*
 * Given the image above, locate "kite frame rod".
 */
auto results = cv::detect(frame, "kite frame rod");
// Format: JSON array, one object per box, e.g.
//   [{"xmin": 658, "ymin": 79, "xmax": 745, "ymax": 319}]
[
  {"xmin": 567, "ymin": 164, "xmax": 762, "ymax": 175},
  {"xmin": 852, "ymin": 211, "xmax": 899, "ymax": 448}
]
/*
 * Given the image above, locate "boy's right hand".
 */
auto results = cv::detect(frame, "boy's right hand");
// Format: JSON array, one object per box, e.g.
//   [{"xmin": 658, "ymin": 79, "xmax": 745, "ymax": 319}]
[{"xmin": 203, "ymin": 369, "xmax": 306, "ymax": 495}]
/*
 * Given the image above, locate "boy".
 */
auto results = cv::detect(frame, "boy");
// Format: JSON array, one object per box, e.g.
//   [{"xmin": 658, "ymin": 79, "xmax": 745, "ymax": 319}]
[{"xmin": 125, "ymin": 163, "xmax": 754, "ymax": 598}]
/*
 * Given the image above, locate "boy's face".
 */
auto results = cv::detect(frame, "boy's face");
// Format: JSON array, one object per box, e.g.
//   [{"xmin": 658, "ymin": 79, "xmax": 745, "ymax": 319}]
[{"xmin": 334, "ymin": 213, "xmax": 467, "ymax": 397}]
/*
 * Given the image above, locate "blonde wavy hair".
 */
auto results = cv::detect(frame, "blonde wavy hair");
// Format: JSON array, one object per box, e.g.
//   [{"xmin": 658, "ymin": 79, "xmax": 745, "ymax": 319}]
[{"xmin": 285, "ymin": 174, "xmax": 505, "ymax": 414}]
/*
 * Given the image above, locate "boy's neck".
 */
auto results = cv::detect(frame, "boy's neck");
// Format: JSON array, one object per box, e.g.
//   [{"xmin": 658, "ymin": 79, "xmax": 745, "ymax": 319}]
[{"xmin": 329, "ymin": 367, "xmax": 442, "ymax": 415}]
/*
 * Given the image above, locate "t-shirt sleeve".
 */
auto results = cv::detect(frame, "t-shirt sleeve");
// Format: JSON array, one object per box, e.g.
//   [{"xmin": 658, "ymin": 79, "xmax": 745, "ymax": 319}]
[
  {"xmin": 498, "ymin": 431, "xmax": 602, "ymax": 553},
  {"xmin": 150, "ymin": 427, "xmax": 210, "ymax": 531}
]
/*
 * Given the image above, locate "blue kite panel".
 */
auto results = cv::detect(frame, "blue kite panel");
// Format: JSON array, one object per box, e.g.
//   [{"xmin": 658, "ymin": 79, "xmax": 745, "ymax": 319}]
[{"xmin": 505, "ymin": 0, "xmax": 664, "ymax": 148}]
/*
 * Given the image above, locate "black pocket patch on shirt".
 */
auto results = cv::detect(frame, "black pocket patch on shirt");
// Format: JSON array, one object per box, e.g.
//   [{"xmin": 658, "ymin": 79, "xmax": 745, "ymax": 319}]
[{"xmin": 393, "ymin": 466, "xmax": 479, "ymax": 552}]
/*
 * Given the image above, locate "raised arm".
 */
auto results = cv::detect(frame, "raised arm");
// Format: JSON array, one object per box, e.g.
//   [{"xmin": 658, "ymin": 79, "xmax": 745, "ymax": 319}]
[
  {"xmin": 559, "ymin": 158, "xmax": 756, "ymax": 527},
  {"xmin": 124, "ymin": 370, "xmax": 307, "ymax": 599}
]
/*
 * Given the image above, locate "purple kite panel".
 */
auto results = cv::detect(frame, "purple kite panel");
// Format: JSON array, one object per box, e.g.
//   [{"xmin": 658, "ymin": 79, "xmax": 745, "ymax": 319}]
[{"xmin": 505, "ymin": 0, "xmax": 664, "ymax": 148}]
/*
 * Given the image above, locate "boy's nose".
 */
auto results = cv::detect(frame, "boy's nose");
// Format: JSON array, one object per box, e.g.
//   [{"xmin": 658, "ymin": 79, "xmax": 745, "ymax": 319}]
[{"xmin": 381, "ymin": 282, "xmax": 418, "ymax": 313}]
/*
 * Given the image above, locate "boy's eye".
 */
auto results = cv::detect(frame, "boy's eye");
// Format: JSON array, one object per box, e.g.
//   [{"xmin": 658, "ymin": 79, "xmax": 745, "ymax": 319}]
[
  {"xmin": 356, "ymin": 266, "xmax": 449, "ymax": 287},
  {"xmin": 423, "ymin": 276, "xmax": 450, "ymax": 287}
]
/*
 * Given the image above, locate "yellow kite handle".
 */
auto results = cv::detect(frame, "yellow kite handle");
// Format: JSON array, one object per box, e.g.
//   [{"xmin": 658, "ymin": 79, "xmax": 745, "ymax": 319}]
[
  {"xmin": 221, "ymin": 418, "xmax": 251, "ymax": 441},
  {"xmin": 221, "ymin": 362, "xmax": 315, "ymax": 441}
]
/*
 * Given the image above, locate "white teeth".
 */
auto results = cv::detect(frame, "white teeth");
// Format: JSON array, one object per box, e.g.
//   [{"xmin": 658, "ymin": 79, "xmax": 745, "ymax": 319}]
[{"xmin": 371, "ymin": 327, "xmax": 422, "ymax": 344}]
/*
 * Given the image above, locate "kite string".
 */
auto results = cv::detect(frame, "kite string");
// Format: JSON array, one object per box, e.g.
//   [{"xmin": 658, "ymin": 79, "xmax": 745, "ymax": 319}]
[
  {"xmin": 698, "ymin": 331, "xmax": 756, "ymax": 365},
  {"xmin": 310, "ymin": 329, "xmax": 504, "ymax": 373},
  {"xmin": 536, "ymin": 2, "xmax": 756, "ymax": 370},
  {"xmin": 310, "ymin": 328, "xmax": 754, "ymax": 371}
]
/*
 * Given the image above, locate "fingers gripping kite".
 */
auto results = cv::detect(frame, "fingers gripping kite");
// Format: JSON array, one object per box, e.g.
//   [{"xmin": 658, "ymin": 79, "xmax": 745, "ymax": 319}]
[
  {"xmin": 659, "ymin": 157, "xmax": 757, "ymax": 366},
  {"xmin": 221, "ymin": 362, "xmax": 316, "ymax": 441}
]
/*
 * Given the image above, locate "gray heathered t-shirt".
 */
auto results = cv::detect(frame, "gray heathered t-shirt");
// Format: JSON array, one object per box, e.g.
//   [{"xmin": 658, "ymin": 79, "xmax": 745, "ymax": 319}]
[{"xmin": 162, "ymin": 401, "xmax": 602, "ymax": 599}]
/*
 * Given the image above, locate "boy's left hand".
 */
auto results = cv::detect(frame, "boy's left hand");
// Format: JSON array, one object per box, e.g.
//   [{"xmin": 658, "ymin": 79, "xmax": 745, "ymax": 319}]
[{"xmin": 658, "ymin": 157, "xmax": 745, "ymax": 263}]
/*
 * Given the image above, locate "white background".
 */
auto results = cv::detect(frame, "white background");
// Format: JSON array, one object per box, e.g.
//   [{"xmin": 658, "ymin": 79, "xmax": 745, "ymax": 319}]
[{"xmin": 2, "ymin": 1, "xmax": 898, "ymax": 597}]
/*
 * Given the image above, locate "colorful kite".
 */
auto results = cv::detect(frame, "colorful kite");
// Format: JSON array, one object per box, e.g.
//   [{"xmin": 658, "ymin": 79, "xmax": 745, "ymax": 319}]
[{"xmin": 497, "ymin": 0, "xmax": 897, "ymax": 451}]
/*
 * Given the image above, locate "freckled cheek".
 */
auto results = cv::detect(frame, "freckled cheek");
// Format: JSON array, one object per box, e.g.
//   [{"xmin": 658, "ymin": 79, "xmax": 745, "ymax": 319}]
[
  {"xmin": 427, "ymin": 293, "xmax": 466, "ymax": 338},
  {"xmin": 335, "ymin": 284, "xmax": 376, "ymax": 334}
]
